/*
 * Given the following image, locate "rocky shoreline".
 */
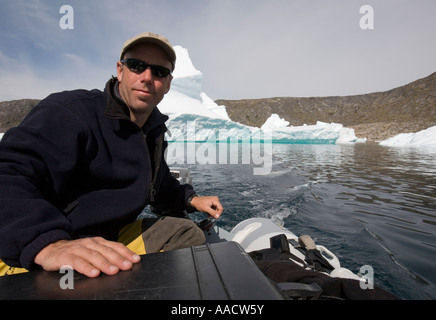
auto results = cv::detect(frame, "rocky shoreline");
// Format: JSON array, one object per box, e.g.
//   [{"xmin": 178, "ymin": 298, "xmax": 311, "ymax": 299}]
[{"xmin": 0, "ymin": 99, "xmax": 40, "ymax": 133}]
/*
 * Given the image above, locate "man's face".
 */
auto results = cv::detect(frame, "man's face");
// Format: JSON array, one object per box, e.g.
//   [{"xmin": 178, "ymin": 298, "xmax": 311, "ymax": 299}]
[{"xmin": 117, "ymin": 42, "xmax": 173, "ymax": 126}]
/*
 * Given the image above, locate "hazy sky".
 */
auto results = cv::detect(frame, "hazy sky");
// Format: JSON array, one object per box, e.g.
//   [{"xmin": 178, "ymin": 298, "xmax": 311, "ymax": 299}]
[{"xmin": 1, "ymin": 0, "xmax": 436, "ymax": 101}]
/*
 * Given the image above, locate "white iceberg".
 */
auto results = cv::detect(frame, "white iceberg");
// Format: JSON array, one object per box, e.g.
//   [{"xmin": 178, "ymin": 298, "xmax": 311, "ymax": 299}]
[
  {"xmin": 159, "ymin": 46, "xmax": 230, "ymax": 121},
  {"xmin": 158, "ymin": 46, "xmax": 361, "ymax": 144},
  {"xmin": 261, "ymin": 114, "xmax": 290, "ymax": 129},
  {"xmin": 380, "ymin": 125, "xmax": 436, "ymax": 148}
]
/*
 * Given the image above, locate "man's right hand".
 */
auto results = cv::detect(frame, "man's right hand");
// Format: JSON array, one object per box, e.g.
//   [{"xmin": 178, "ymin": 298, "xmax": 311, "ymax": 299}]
[{"xmin": 34, "ymin": 237, "xmax": 141, "ymax": 278}]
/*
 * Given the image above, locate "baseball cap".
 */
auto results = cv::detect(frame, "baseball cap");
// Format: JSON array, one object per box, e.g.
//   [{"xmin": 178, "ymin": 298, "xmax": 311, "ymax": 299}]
[{"xmin": 120, "ymin": 32, "xmax": 176, "ymax": 70}]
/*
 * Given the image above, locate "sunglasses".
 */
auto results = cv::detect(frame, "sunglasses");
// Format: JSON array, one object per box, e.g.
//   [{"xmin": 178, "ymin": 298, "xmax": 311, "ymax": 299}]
[{"xmin": 121, "ymin": 58, "xmax": 172, "ymax": 78}]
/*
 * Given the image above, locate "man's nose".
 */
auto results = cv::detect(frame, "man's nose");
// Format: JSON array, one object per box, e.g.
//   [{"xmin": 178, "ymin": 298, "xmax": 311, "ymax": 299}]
[{"xmin": 140, "ymin": 67, "xmax": 153, "ymax": 82}]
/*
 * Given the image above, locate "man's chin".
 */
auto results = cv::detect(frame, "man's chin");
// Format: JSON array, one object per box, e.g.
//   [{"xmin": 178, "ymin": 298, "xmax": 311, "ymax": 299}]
[{"xmin": 130, "ymin": 102, "xmax": 155, "ymax": 115}]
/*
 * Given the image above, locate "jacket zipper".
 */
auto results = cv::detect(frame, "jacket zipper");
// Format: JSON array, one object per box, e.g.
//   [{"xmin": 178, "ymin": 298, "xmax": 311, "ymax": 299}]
[{"xmin": 144, "ymin": 128, "xmax": 164, "ymax": 203}]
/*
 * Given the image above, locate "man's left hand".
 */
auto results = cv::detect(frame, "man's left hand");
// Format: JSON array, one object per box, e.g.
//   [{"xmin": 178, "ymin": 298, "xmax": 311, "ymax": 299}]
[{"xmin": 190, "ymin": 196, "xmax": 223, "ymax": 219}]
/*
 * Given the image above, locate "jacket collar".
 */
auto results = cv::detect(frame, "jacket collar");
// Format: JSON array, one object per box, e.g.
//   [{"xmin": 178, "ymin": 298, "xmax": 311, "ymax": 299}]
[{"xmin": 104, "ymin": 77, "xmax": 169, "ymax": 135}]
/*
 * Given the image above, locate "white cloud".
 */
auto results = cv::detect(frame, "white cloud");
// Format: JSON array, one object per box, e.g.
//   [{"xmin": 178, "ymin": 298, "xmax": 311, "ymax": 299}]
[
  {"xmin": 0, "ymin": 50, "xmax": 15, "ymax": 65},
  {"xmin": 62, "ymin": 53, "xmax": 88, "ymax": 66},
  {"xmin": 0, "ymin": 50, "xmax": 112, "ymax": 101},
  {"xmin": 0, "ymin": 68, "xmax": 56, "ymax": 101}
]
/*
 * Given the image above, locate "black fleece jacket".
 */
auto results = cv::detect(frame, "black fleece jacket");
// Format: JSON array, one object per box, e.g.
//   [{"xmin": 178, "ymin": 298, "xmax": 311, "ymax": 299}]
[{"xmin": 0, "ymin": 78, "xmax": 195, "ymax": 270}]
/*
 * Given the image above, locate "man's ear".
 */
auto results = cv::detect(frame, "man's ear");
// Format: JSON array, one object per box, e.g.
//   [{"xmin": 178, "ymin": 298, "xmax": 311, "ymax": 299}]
[
  {"xmin": 116, "ymin": 61, "xmax": 124, "ymax": 82},
  {"xmin": 164, "ymin": 75, "xmax": 173, "ymax": 94}
]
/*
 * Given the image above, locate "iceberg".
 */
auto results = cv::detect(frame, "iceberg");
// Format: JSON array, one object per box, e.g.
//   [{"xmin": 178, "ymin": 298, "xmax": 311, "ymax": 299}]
[
  {"xmin": 165, "ymin": 113, "xmax": 353, "ymax": 144},
  {"xmin": 159, "ymin": 46, "xmax": 230, "ymax": 121},
  {"xmin": 261, "ymin": 114, "xmax": 290, "ymax": 129},
  {"xmin": 160, "ymin": 46, "xmax": 360, "ymax": 144},
  {"xmin": 380, "ymin": 125, "xmax": 436, "ymax": 148}
]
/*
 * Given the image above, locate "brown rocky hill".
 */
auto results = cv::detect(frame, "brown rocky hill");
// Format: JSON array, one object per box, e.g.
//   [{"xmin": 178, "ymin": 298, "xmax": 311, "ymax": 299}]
[
  {"xmin": 0, "ymin": 99, "xmax": 40, "ymax": 133},
  {"xmin": 216, "ymin": 71, "xmax": 436, "ymax": 142}
]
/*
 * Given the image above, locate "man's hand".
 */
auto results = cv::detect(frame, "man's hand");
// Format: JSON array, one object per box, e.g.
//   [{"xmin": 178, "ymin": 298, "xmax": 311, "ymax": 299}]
[
  {"xmin": 34, "ymin": 237, "xmax": 141, "ymax": 278},
  {"xmin": 190, "ymin": 196, "xmax": 223, "ymax": 219}
]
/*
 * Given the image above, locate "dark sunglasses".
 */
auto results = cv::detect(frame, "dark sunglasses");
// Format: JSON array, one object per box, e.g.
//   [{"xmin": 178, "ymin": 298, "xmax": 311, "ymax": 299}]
[{"xmin": 121, "ymin": 58, "xmax": 172, "ymax": 78}]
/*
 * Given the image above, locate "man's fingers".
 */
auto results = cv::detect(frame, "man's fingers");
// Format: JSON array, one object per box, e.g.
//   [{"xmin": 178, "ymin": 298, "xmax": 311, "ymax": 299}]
[
  {"xmin": 70, "ymin": 255, "xmax": 102, "ymax": 278},
  {"xmin": 91, "ymin": 237, "xmax": 141, "ymax": 269},
  {"xmin": 82, "ymin": 246, "xmax": 122, "ymax": 275},
  {"xmin": 208, "ymin": 199, "xmax": 223, "ymax": 219},
  {"xmin": 191, "ymin": 196, "xmax": 224, "ymax": 219},
  {"xmin": 51, "ymin": 241, "xmax": 120, "ymax": 277},
  {"xmin": 34, "ymin": 237, "xmax": 141, "ymax": 278}
]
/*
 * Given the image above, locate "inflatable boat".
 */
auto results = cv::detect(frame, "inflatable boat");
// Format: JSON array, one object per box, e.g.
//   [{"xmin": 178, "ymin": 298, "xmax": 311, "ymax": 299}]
[
  {"xmin": 176, "ymin": 167, "xmax": 362, "ymax": 282},
  {"xmin": 0, "ymin": 168, "xmax": 395, "ymax": 300},
  {"xmin": 203, "ymin": 216, "xmax": 361, "ymax": 282}
]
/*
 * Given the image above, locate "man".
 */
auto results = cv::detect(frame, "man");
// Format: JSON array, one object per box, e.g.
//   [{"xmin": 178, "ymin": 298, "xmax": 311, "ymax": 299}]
[{"xmin": 0, "ymin": 32, "xmax": 223, "ymax": 278}]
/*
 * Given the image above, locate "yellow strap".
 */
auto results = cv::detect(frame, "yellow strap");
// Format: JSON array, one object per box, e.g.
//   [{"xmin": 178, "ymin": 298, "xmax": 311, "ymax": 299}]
[
  {"xmin": 117, "ymin": 219, "xmax": 147, "ymax": 255},
  {"xmin": 0, "ymin": 259, "xmax": 28, "ymax": 276}
]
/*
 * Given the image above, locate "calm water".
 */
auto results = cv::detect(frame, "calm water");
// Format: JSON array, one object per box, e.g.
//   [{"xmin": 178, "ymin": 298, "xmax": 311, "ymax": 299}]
[{"xmin": 182, "ymin": 142, "xmax": 436, "ymax": 300}]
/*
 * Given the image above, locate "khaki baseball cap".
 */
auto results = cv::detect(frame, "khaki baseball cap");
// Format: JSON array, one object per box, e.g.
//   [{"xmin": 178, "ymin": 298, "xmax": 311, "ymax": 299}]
[{"xmin": 120, "ymin": 32, "xmax": 176, "ymax": 70}]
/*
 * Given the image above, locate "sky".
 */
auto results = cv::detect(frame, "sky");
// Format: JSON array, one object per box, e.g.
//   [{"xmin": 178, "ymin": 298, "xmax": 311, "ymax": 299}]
[{"xmin": 1, "ymin": 0, "xmax": 436, "ymax": 101}]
